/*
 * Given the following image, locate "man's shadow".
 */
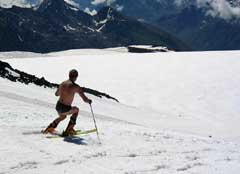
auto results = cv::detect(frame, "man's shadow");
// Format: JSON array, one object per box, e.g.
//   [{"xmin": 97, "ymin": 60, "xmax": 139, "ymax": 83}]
[{"xmin": 63, "ymin": 136, "xmax": 87, "ymax": 145}]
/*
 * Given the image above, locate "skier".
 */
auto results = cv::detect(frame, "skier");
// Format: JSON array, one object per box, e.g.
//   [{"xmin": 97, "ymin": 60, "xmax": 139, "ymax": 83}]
[{"xmin": 43, "ymin": 69, "xmax": 92, "ymax": 136}]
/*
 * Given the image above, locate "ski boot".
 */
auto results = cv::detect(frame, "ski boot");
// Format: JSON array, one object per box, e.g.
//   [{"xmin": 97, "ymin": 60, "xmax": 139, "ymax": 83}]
[{"xmin": 42, "ymin": 121, "xmax": 57, "ymax": 134}]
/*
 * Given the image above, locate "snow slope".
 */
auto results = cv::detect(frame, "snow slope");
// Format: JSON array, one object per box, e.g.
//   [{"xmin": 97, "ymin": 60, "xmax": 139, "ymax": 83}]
[{"xmin": 1, "ymin": 49, "xmax": 240, "ymax": 174}]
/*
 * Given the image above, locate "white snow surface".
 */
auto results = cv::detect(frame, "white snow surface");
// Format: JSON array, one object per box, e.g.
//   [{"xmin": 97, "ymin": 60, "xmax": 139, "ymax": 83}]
[
  {"xmin": 5, "ymin": 67, "xmax": 20, "ymax": 77},
  {"xmin": 1, "ymin": 49, "xmax": 240, "ymax": 174}
]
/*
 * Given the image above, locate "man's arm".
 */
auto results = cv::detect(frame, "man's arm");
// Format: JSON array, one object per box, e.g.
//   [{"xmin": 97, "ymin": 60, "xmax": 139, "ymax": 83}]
[
  {"xmin": 77, "ymin": 86, "xmax": 92, "ymax": 104},
  {"xmin": 55, "ymin": 85, "xmax": 61, "ymax": 96}
]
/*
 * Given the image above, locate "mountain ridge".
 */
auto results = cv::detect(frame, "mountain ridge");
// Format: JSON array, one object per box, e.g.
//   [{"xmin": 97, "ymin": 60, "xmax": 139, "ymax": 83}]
[
  {"xmin": 0, "ymin": 0, "xmax": 189, "ymax": 52},
  {"xmin": 71, "ymin": 0, "xmax": 240, "ymax": 51},
  {"xmin": 157, "ymin": 5, "xmax": 240, "ymax": 51}
]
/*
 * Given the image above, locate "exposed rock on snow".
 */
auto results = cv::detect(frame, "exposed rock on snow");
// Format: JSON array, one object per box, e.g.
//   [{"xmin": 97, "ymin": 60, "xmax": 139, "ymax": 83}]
[
  {"xmin": 0, "ymin": 60, "xmax": 56, "ymax": 88},
  {"xmin": 128, "ymin": 45, "xmax": 172, "ymax": 53},
  {"xmin": 0, "ymin": 60, "xmax": 118, "ymax": 101}
]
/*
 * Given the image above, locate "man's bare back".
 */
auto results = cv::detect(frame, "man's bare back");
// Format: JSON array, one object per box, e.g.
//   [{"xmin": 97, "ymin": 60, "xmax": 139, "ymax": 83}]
[{"xmin": 56, "ymin": 80, "xmax": 78, "ymax": 105}]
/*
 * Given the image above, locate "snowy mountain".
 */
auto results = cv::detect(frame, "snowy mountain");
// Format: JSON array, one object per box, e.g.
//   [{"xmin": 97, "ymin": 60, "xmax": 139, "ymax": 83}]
[
  {"xmin": 1, "ymin": 49, "xmax": 240, "ymax": 173},
  {"xmin": 0, "ymin": 0, "xmax": 188, "ymax": 52},
  {"xmin": 3, "ymin": 0, "xmax": 239, "ymax": 51},
  {"xmin": 0, "ymin": 0, "xmax": 78, "ymax": 8},
  {"xmin": 72, "ymin": 0, "xmax": 240, "ymax": 51},
  {"xmin": 74, "ymin": 0, "xmax": 184, "ymax": 22},
  {"xmin": 157, "ymin": 5, "xmax": 240, "ymax": 51}
]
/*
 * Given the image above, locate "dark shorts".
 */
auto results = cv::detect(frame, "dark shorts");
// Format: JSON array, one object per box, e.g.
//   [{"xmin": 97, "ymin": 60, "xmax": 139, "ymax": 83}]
[{"xmin": 56, "ymin": 101, "xmax": 72, "ymax": 114}]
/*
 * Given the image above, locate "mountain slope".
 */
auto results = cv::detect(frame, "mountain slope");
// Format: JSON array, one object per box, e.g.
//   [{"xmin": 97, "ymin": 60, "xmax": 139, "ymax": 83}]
[
  {"xmin": 157, "ymin": 5, "xmax": 240, "ymax": 51},
  {"xmin": 94, "ymin": 7, "xmax": 189, "ymax": 50},
  {"xmin": 0, "ymin": 1, "xmax": 108, "ymax": 52},
  {"xmin": 4, "ymin": 0, "xmax": 240, "ymax": 51},
  {"xmin": 73, "ymin": 0, "xmax": 240, "ymax": 51},
  {"xmin": 0, "ymin": 0, "xmax": 189, "ymax": 53}
]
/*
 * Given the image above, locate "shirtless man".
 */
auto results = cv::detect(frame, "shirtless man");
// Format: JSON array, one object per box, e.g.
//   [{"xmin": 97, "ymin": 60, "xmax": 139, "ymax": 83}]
[{"xmin": 43, "ymin": 69, "xmax": 92, "ymax": 135}]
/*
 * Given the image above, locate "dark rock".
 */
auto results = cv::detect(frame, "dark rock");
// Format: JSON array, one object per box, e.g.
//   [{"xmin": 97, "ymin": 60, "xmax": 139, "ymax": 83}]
[
  {"xmin": 0, "ymin": 60, "xmax": 119, "ymax": 102},
  {"xmin": 127, "ymin": 45, "xmax": 169, "ymax": 53}
]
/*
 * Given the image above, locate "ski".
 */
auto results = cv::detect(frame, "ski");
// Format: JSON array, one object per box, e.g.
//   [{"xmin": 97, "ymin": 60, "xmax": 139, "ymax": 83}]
[{"xmin": 46, "ymin": 128, "xmax": 97, "ymax": 139}]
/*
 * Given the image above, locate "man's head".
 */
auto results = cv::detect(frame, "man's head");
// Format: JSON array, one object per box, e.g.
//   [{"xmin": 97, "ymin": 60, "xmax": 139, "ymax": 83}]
[{"xmin": 69, "ymin": 69, "xmax": 78, "ymax": 82}]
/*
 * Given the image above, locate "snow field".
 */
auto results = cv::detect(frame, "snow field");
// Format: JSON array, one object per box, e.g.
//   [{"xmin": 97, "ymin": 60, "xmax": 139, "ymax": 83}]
[{"xmin": 1, "ymin": 49, "xmax": 240, "ymax": 173}]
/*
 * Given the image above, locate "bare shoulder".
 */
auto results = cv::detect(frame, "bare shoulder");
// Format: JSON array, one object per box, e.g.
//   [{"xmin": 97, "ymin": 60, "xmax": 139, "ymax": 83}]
[
  {"xmin": 60, "ymin": 80, "xmax": 68, "ymax": 85},
  {"xmin": 73, "ymin": 83, "xmax": 83, "ymax": 93},
  {"xmin": 57, "ymin": 81, "xmax": 65, "ymax": 88},
  {"xmin": 57, "ymin": 81, "xmax": 71, "ymax": 91},
  {"xmin": 62, "ymin": 80, "xmax": 72, "ymax": 86}
]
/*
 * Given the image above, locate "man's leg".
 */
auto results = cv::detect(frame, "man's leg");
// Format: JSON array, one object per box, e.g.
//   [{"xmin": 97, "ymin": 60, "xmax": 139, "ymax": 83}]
[
  {"xmin": 43, "ymin": 107, "xmax": 79, "ymax": 135},
  {"xmin": 51, "ymin": 114, "xmax": 67, "ymax": 128},
  {"xmin": 64, "ymin": 107, "xmax": 79, "ymax": 134},
  {"xmin": 43, "ymin": 114, "xmax": 67, "ymax": 134}
]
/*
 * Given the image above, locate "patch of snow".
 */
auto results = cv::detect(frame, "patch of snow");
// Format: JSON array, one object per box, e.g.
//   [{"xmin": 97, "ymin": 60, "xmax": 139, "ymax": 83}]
[
  {"xmin": 84, "ymin": 7, "xmax": 97, "ymax": 16},
  {"xmin": 0, "ymin": 51, "xmax": 47, "ymax": 59},
  {"xmin": 81, "ymin": 25, "xmax": 96, "ymax": 32},
  {"xmin": 87, "ymin": 27, "xmax": 95, "ymax": 32},
  {"xmin": 63, "ymin": 24, "xmax": 76, "ymax": 31},
  {"xmin": 95, "ymin": 18, "xmax": 108, "ymax": 31},
  {"xmin": 107, "ymin": 7, "xmax": 114, "ymax": 20},
  {"xmin": 91, "ymin": 0, "xmax": 116, "ymax": 6},
  {"xmin": 5, "ymin": 67, "xmax": 20, "ymax": 78},
  {"xmin": 96, "ymin": 24, "xmax": 106, "ymax": 32},
  {"xmin": 115, "ymin": 4, "xmax": 124, "ymax": 11},
  {"xmin": 64, "ymin": 0, "xmax": 79, "ymax": 8},
  {"xmin": 69, "ymin": 6, "xmax": 79, "ymax": 11},
  {"xmin": 137, "ymin": 18, "xmax": 145, "ymax": 22},
  {"xmin": 99, "ymin": 19, "xmax": 108, "ymax": 24},
  {"xmin": 0, "ymin": 0, "xmax": 31, "ymax": 8},
  {"xmin": 18, "ymin": 21, "xmax": 23, "ymax": 26},
  {"xmin": 17, "ymin": 34, "xmax": 23, "ymax": 42}
]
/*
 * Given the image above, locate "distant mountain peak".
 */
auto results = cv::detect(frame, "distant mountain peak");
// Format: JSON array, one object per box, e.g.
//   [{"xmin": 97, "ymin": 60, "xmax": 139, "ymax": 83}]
[
  {"xmin": 96, "ymin": 6, "xmax": 124, "ymax": 21},
  {"xmin": 37, "ymin": 0, "xmax": 79, "ymax": 13},
  {"xmin": 0, "ymin": 4, "xmax": 188, "ymax": 52},
  {"xmin": 37, "ymin": 0, "xmax": 64, "ymax": 12}
]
